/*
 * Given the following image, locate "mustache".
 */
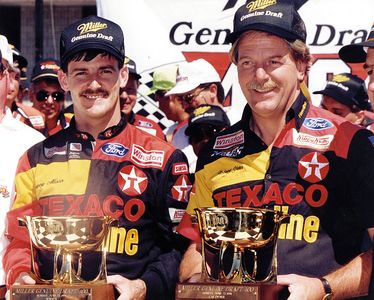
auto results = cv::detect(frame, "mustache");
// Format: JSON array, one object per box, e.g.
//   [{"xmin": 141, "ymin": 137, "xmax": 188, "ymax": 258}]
[
  {"xmin": 246, "ymin": 80, "xmax": 278, "ymax": 91},
  {"xmin": 80, "ymin": 88, "xmax": 109, "ymax": 97}
]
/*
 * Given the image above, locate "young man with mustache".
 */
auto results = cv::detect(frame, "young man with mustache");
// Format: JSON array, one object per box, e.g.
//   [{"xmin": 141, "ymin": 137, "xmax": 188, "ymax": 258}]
[{"xmin": 4, "ymin": 15, "xmax": 190, "ymax": 300}]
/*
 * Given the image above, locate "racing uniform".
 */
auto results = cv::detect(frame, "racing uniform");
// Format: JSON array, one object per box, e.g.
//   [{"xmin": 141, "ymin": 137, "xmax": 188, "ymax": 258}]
[
  {"xmin": 178, "ymin": 92, "xmax": 374, "ymax": 279},
  {"xmin": 4, "ymin": 114, "xmax": 192, "ymax": 299}
]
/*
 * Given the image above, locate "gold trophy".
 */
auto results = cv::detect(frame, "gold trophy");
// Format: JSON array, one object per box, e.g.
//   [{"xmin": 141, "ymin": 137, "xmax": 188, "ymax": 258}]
[
  {"xmin": 10, "ymin": 216, "xmax": 115, "ymax": 300},
  {"xmin": 176, "ymin": 207, "xmax": 289, "ymax": 300}
]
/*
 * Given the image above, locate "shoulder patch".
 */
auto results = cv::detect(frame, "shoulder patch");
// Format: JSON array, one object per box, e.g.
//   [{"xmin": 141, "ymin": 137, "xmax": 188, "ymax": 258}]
[
  {"xmin": 172, "ymin": 162, "xmax": 189, "ymax": 175},
  {"xmin": 44, "ymin": 145, "xmax": 67, "ymax": 158}
]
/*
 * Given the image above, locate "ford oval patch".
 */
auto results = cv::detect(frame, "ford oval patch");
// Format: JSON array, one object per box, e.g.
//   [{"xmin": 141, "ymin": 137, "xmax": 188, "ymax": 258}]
[
  {"xmin": 101, "ymin": 143, "xmax": 129, "ymax": 158},
  {"xmin": 303, "ymin": 118, "xmax": 333, "ymax": 130}
]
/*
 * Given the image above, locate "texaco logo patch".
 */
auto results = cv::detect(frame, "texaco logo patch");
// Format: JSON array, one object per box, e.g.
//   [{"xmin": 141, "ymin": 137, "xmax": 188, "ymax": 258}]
[
  {"xmin": 172, "ymin": 175, "xmax": 192, "ymax": 202},
  {"xmin": 298, "ymin": 152, "xmax": 329, "ymax": 183},
  {"xmin": 118, "ymin": 165, "xmax": 148, "ymax": 196}
]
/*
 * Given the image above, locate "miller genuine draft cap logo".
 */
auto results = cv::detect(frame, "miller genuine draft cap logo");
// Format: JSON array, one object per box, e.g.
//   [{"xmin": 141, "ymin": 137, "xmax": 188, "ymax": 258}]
[
  {"xmin": 332, "ymin": 74, "xmax": 350, "ymax": 83},
  {"xmin": 77, "ymin": 22, "xmax": 108, "ymax": 35},
  {"xmin": 41, "ymin": 63, "xmax": 60, "ymax": 71},
  {"xmin": 193, "ymin": 105, "xmax": 211, "ymax": 117},
  {"xmin": 246, "ymin": 0, "xmax": 277, "ymax": 12}
]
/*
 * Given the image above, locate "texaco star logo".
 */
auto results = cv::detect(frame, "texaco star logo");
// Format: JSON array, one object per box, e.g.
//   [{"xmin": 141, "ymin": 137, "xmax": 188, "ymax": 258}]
[
  {"xmin": 298, "ymin": 152, "xmax": 329, "ymax": 183},
  {"xmin": 172, "ymin": 175, "xmax": 192, "ymax": 202},
  {"xmin": 118, "ymin": 165, "xmax": 148, "ymax": 196}
]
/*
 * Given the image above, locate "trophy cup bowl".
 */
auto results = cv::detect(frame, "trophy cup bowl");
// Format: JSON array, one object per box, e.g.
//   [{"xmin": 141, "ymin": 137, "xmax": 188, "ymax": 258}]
[
  {"xmin": 18, "ymin": 215, "xmax": 113, "ymax": 285},
  {"xmin": 194, "ymin": 207, "xmax": 289, "ymax": 284}
]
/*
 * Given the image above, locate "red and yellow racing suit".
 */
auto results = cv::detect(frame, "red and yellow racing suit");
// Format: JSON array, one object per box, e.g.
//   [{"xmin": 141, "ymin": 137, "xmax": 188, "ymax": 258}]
[
  {"xmin": 5, "ymin": 115, "xmax": 192, "ymax": 299},
  {"xmin": 178, "ymin": 93, "xmax": 374, "ymax": 278}
]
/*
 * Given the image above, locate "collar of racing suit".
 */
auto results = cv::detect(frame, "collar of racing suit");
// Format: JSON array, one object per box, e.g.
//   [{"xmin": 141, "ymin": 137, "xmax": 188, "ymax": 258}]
[{"xmin": 68, "ymin": 112, "xmax": 128, "ymax": 140}]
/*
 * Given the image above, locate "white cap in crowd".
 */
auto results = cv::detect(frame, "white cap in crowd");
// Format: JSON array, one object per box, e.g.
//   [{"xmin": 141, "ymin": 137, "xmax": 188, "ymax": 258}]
[
  {"xmin": 0, "ymin": 35, "xmax": 13, "ymax": 65},
  {"xmin": 166, "ymin": 58, "xmax": 220, "ymax": 96}
]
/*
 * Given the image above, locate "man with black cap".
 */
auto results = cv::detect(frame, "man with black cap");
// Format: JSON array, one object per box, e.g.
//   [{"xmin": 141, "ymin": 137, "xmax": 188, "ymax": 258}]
[
  {"xmin": 178, "ymin": 1, "xmax": 374, "ymax": 299},
  {"xmin": 185, "ymin": 104, "xmax": 230, "ymax": 156},
  {"xmin": 120, "ymin": 56, "xmax": 165, "ymax": 139},
  {"xmin": 339, "ymin": 23, "xmax": 374, "ymax": 106},
  {"xmin": 29, "ymin": 58, "xmax": 70, "ymax": 136},
  {"xmin": 4, "ymin": 15, "xmax": 190, "ymax": 299},
  {"xmin": 315, "ymin": 73, "xmax": 374, "ymax": 132}
]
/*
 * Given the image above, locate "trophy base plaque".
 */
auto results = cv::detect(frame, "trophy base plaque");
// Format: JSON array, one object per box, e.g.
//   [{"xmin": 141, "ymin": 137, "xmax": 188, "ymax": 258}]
[
  {"xmin": 176, "ymin": 282, "xmax": 289, "ymax": 300},
  {"xmin": 10, "ymin": 284, "xmax": 115, "ymax": 300}
]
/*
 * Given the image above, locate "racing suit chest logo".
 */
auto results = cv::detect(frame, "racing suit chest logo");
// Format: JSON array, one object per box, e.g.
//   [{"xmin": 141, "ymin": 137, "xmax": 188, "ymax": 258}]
[{"xmin": 101, "ymin": 143, "xmax": 129, "ymax": 158}]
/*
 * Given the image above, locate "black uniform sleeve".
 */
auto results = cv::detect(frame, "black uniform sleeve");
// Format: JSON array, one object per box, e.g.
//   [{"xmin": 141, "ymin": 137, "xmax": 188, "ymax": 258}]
[
  {"xmin": 141, "ymin": 149, "xmax": 191, "ymax": 299},
  {"xmin": 347, "ymin": 129, "xmax": 374, "ymax": 230}
]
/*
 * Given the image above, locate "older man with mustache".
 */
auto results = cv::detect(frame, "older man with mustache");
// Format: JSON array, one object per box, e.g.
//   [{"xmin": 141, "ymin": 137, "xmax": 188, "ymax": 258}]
[{"xmin": 177, "ymin": 2, "xmax": 374, "ymax": 300}]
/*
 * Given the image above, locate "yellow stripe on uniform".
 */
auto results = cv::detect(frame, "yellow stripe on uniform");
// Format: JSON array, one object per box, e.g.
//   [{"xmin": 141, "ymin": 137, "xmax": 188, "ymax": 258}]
[
  {"xmin": 13, "ymin": 160, "xmax": 91, "ymax": 209},
  {"xmin": 187, "ymin": 149, "xmax": 270, "ymax": 214}
]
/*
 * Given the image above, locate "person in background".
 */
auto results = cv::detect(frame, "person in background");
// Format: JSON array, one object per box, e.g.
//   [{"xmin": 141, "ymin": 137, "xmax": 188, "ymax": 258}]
[
  {"xmin": 0, "ymin": 47, "xmax": 44, "ymax": 298},
  {"xmin": 4, "ymin": 15, "xmax": 190, "ymax": 300},
  {"xmin": 178, "ymin": 1, "xmax": 374, "ymax": 299},
  {"xmin": 120, "ymin": 57, "xmax": 165, "ymax": 139},
  {"xmin": 165, "ymin": 59, "xmax": 226, "ymax": 173},
  {"xmin": 145, "ymin": 64, "xmax": 189, "ymax": 142},
  {"xmin": 314, "ymin": 73, "xmax": 374, "ymax": 132},
  {"xmin": 185, "ymin": 104, "xmax": 230, "ymax": 156},
  {"xmin": 166, "ymin": 59, "xmax": 225, "ymax": 115},
  {"xmin": 29, "ymin": 58, "xmax": 70, "ymax": 136},
  {"xmin": 9, "ymin": 44, "xmax": 28, "ymax": 103},
  {"xmin": 339, "ymin": 21, "xmax": 374, "ymax": 297},
  {"xmin": 339, "ymin": 22, "xmax": 374, "ymax": 107},
  {"xmin": 0, "ymin": 35, "xmax": 44, "ymax": 131}
]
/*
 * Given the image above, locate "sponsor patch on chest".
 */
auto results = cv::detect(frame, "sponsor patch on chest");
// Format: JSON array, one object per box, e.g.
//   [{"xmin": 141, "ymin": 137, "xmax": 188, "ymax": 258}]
[
  {"xmin": 131, "ymin": 144, "xmax": 165, "ymax": 168},
  {"xmin": 292, "ymin": 129, "xmax": 333, "ymax": 150},
  {"xmin": 213, "ymin": 130, "xmax": 244, "ymax": 150}
]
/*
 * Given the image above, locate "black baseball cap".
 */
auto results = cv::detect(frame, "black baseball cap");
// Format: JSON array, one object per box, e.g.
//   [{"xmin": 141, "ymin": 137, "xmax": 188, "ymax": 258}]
[
  {"xmin": 10, "ymin": 45, "xmax": 28, "ymax": 70},
  {"xmin": 339, "ymin": 23, "xmax": 374, "ymax": 63},
  {"xmin": 314, "ymin": 73, "xmax": 371, "ymax": 111},
  {"xmin": 185, "ymin": 105, "xmax": 230, "ymax": 136},
  {"xmin": 125, "ymin": 56, "xmax": 141, "ymax": 80},
  {"xmin": 228, "ymin": 0, "xmax": 306, "ymax": 44},
  {"xmin": 31, "ymin": 58, "xmax": 60, "ymax": 82},
  {"xmin": 60, "ymin": 15, "xmax": 125, "ymax": 67}
]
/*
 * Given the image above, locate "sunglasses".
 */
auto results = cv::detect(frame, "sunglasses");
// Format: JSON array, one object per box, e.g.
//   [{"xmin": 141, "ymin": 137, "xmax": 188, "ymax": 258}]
[
  {"xmin": 177, "ymin": 84, "xmax": 210, "ymax": 104},
  {"xmin": 35, "ymin": 91, "xmax": 65, "ymax": 102},
  {"xmin": 189, "ymin": 125, "xmax": 220, "ymax": 144}
]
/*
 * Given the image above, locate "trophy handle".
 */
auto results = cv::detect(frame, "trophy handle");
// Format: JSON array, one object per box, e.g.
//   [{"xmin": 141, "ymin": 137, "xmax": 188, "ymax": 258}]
[
  {"xmin": 89, "ymin": 243, "xmax": 108, "ymax": 283},
  {"xmin": 241, "ymin": 248, "xmax": 257, "ymax": 283},
  {"xmin": 88, "ymin": 220, "xmax": 113, "ymax": 284},
  {"xmin": 219, "ymin": 243, "xmax": 243, "ymax": 284},
  {"xmin": 76, "ymin": 252, "xmax": 82, "ymax": 277}
]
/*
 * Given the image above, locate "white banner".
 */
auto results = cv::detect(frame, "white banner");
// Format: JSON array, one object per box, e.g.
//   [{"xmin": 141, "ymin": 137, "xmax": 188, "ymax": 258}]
[{"xmin": 97, "ymin": 0, "xmax": 373, "ymax": 123}]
